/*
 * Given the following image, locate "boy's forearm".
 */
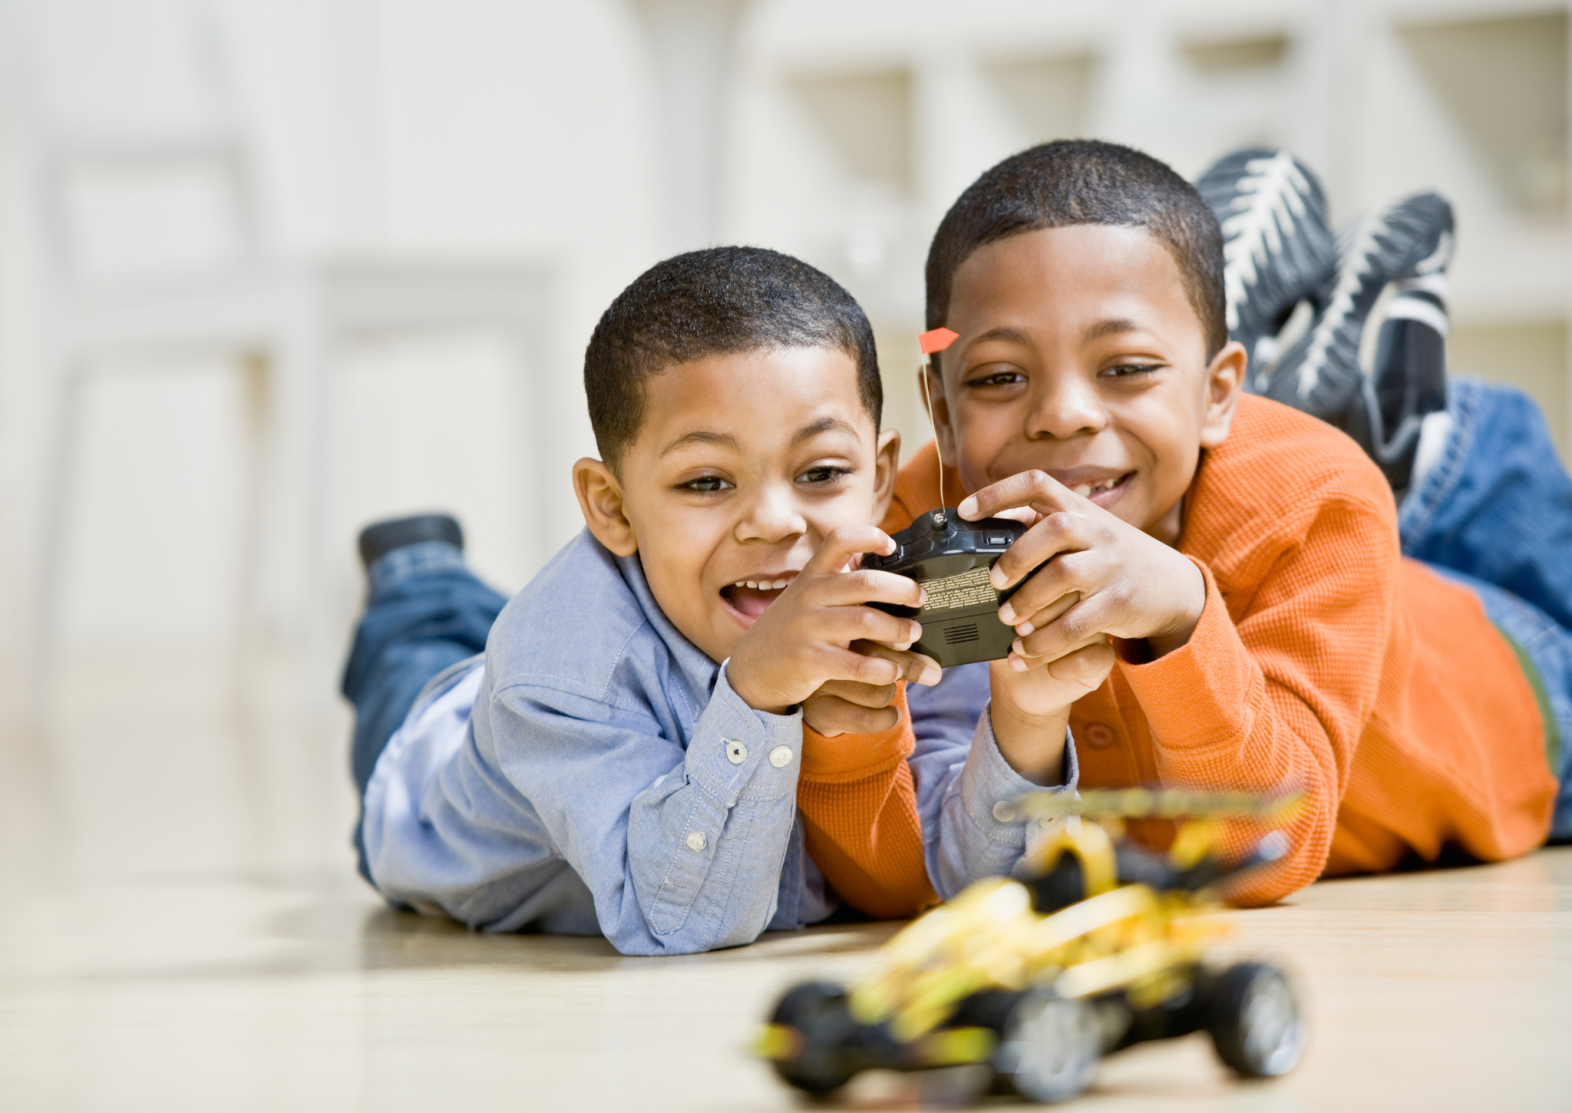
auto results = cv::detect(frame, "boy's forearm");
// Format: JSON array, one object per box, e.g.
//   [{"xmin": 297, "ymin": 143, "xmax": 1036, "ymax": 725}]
[
  {"xmin": 798, "ymin": 684, "xmax": 937, "ymax": 918},
  {"xmin": 924, "ymin": 706, "xmax": 1078, "ymax": 899},
  {"xmin": 988, "ymin": 675, "xmax": 1070, "ymax": 786},
  {"xmin": 1115, "ymin": 558, "xmax": 1380, "ymax": 905}
]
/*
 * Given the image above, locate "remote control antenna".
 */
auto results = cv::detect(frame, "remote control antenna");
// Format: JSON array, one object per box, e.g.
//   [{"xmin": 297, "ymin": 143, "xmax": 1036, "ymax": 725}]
[{"xmin": 918, "ymin": 327, "xmax": 960, "ymax": 523}]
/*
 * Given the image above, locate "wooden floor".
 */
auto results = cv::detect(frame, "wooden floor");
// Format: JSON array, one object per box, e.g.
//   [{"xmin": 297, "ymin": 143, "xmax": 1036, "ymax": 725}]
[
  {"xmin": 1, "ymin": 656, "xmax": 1567, "ymax": 1110},
  {"xmin": 2, "ymin": 847, "xmax": 1569, "ymax": 1112}
]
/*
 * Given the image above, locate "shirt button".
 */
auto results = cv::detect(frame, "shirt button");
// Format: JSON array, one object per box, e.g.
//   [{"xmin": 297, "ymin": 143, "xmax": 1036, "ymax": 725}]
[
  {"xmin": 1084, "ymin": 723, "xmax": 1116, "ymax": 749},
  {"xmin": 725, "ymin": 739, "xmax": 747, "ymax": 765},
  {"xmin": 769, "ymin": 745, "xmax": 794, "ymax": 768},
  {"xmin": 685, "ymin": 831, "xmax": 707, "ymax": 852},
  {"xmin": 992, "ymin": 800, "xmax": 1017, "ymax": 823}
]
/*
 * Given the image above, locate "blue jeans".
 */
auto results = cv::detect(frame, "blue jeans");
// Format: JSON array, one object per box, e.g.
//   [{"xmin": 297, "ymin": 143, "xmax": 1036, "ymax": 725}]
[
  {"xmin": 340, "ymin": 540, "xmax": 507, "ymax": 878},
  {"xmin": 1399, "ymin": 379, "xmax": 1572, "ymax": 838}
]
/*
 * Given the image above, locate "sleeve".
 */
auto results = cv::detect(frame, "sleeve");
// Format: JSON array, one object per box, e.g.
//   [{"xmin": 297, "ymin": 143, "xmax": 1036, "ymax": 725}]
[
  {"xmin": 373, "ymin": 662, "xmax": 809, "ymax": 956},
  {"xmin": 797, "ymin": 683, "xmax": 938, "ymax": 919},
  {"xmin": 1118, "ymin": 496, "xmax": 1400, "ymax": 906},
  {"xmin": 907, "ymin": 663, "xmax": 1080, "ymax": 899}
]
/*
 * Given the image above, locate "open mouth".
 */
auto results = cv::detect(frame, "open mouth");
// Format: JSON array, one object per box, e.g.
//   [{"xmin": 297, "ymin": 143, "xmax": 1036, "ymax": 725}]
[
  {"xmin": 721, "ymin": 575, "xmax": 796, "ymax": 621},
  {"xmin": 1069, "ymin": 473, "xmax": 1133, "ymax": 504}
]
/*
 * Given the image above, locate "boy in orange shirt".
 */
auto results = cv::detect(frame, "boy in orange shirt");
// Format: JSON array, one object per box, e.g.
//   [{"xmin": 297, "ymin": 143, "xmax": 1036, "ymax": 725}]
[{"xmin": 887, "ymin": 140, "xmax": 1565, "ymax": 904}]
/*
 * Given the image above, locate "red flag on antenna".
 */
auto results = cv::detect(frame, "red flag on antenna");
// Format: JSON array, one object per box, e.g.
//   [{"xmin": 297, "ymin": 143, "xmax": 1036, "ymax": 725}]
[{"xmin": 918, "ymin": 327, "xmax": 959, "ymax": 355}]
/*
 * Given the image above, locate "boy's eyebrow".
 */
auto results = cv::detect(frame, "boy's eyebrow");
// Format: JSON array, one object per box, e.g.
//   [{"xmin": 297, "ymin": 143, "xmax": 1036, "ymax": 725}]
[
  {"xmin": 1084, "ymin": 317, "xmax": 1143, "ymax": 341},
  {"xmin": 969, "ymin": 326, "xmax": 1031, "ymax": 346},
  {"xmin": 660, "ymin": 430, "xmax": 738, "ymax": 456},
  {"xmin": 791, "ymin": 416, "xmax": 860, "ymax": 444}
]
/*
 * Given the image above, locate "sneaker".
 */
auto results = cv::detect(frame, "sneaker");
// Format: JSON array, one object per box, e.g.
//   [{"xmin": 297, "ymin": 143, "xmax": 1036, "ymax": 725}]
[
  {"xmin": 357, "ymin": 513, "xmax": 465, "ymax": 570},
  {"xmin": 1195, "ymin": 148, "xmax": 1338, "ymax": 391},
  {"xmin": 1264, "ymin": 192, "xmax": 1454, "ymax": 491}
]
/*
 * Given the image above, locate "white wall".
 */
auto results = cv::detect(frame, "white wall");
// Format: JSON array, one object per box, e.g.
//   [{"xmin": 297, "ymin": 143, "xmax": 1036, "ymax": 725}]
[{"xmin": 0, "ymin": 0, "xmax": 1565, "ymax": 699}]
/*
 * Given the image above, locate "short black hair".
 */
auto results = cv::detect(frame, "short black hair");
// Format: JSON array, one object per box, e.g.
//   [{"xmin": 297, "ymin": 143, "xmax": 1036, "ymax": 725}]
[
  {"xmin": 925, "ymin": 140, "xmax": 1228, "ymax": 357},
  {"xmin": 584, "ymin": 246, "xmax": 881, "ymax": 468}
]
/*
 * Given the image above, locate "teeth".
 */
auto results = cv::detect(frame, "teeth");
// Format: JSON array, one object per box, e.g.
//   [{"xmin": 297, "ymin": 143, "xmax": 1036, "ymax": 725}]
[
  {"xmin": 1072, "ymin": 477, "xmax": 1122, "ymax": 498},
  {"xmin": 734, "ymin": 578, "xmax": 792, "ymax": 590},
  {"xmin": 772, "ymin": 579, "xmax": 789, "ymax": 590}
]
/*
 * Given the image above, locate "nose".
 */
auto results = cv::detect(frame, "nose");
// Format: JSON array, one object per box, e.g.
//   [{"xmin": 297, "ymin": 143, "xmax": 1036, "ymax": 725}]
[
  {"xmin": 1025, "ymin": 370, "xmax": 1107, "ymax": 441},
  {"xmin": 735, "ymin": 480, "xmax": 807, "ymax": 545}
]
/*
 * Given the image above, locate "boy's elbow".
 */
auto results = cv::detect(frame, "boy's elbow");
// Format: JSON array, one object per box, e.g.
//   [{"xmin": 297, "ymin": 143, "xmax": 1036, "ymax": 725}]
[{"xmin": 1224, "ymin": 831, "xmax": 1329, "ymax": 908}]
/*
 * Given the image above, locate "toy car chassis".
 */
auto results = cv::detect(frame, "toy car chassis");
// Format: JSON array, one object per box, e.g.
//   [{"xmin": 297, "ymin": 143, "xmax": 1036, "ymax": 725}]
[{"xmin": 756, "ymin": 789, "xmax": 1306, "ymax": 1104}]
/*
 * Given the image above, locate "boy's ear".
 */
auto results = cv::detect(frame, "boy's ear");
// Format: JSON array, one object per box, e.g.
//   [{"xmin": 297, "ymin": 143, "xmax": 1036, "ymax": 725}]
[
  {"xmin": 1199, "ymin": 340, "xmax": 1246, "ymax": 449},
  {"xmin": 573, "ymin": 457, "xmax": 638, "ymax": 556},
  {"xmin": 871, "ymin": 426, "xmax": 901, "ymax": 521}
]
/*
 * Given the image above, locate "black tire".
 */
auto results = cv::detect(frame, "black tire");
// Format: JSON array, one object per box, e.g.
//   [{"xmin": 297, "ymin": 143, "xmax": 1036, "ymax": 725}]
[
  {"xmin": 766, "ymin": 982, "xmax": 862, "ymax": 1097},
  {"xmin": 994, "ymin": 988, "xmax": 1101, "ymax": 1103},
  {"xmin": 1205, "ymin": 962, "xmax": 1305, "ymax": 1078}
]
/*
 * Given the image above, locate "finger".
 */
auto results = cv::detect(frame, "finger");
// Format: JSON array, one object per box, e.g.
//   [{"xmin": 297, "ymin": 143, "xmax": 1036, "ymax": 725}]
[
  {"xmin": 992, "ymin": 511, "xmax": 1096, "ymax": 595},
  {"xmin": 814, "ymin": 677, "xmax": 898, "ymax": 710},
  {"xmin": 815, "ymin": 568, "xmax": 927, "ymax": 610},
  {"xmin": 818, "ymin": 606, "xmax": 924, "ymax": 652},
  {"xmin": 1011, "ymin": 591, "xmax": 1080, "ymax": 638},
  {"xmin": 956, "ymin": 469, "xmax": 1079, "ymax": 523},
  {"xmin": 802, "ymin": 693, "xmax": 900, "ymax": 737},
  {"xmin": 804, "ymin": 524, "xmax": 898, "ymax": 577},
  {"xmin": 1009, "ymin": 629, "xmax": 1110, "ymax": 670},
  {"xmin": 815, "ymin": 644, "xmax": 912, "ymax": 688},
  {"xmin": 853, "ymin": 642, "xmax": 943, "ymax": 688},
  {"xmin": 1043, "ymin": 640, "xmax": 1117, "ymax": 690}
]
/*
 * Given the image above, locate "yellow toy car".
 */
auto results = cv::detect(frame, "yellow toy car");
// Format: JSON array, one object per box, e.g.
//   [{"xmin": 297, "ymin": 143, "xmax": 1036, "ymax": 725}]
[{"xmin": 756, "ymin": 788, "xmax": 1305, "ymax": 1103}]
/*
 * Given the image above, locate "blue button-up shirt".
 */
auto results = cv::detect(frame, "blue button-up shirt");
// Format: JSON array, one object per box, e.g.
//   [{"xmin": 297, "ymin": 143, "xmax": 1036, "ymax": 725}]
[{"xmin": 362, "ymin": 529, "xmax": 1074, "ymax": 955}]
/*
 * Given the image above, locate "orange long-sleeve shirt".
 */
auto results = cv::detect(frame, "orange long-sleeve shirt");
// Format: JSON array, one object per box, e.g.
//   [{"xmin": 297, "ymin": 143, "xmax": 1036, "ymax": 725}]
[
  {"xmin": 796, "ymin": 684, "xmax": 937, "ymax": 919},
  {"xmin": 884, "ymin": 395, "xmax": 1556, "ymax": 905}
]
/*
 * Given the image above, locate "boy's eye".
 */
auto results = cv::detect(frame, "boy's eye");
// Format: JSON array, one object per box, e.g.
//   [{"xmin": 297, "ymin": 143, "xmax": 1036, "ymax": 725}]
[
  {"xmin": 1105, "ymin": 362, "xmax": 1162, "ymax": 378},
  {"xmin": 799, "ymin": 465, "xmax": 851, "ymax": 485},
  {"xmin": 966, "ymin": 369, "xmax": 1026, "ymax": 388},
  {"xmin": 679, "ymin": 475, "xmax": 732, "ymax": 493}
]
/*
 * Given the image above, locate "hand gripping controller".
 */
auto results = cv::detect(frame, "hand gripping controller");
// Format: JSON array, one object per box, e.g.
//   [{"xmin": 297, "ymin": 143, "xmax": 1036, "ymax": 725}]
[{"xmin": 864, "ymin": 509, "xmax": 1028, "ymax": 668}]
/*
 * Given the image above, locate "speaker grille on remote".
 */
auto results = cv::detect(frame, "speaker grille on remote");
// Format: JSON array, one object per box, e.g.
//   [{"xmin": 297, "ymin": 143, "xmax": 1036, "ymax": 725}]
[{"xmin": 943, "ymin": 623, "xmax": 980, "ymax": 645}]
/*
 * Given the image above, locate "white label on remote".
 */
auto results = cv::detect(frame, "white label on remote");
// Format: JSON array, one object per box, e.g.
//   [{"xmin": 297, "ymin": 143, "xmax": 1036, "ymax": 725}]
[{"xmin": 919, "ymin": 565, "xmax": 998, "ymax": 613}]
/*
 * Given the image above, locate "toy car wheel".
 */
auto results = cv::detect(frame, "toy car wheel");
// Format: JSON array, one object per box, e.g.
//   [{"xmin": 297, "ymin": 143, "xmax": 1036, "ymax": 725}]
[
  {"xmin": 766, "ymin": 982, "xmax": 861, "ymax": 1097},
  {"xmin": 1206, "ymin": 962, "xmax": 1305, "ymax": 1078},
  {"xmin": 995, "ymin": 988, "xmax": 1101, "ymax": 1103}
]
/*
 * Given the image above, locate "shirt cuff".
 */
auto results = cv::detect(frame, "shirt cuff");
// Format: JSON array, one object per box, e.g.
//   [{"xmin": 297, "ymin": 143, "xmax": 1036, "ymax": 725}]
[
  {"xmin": 1117, "ymin": 558, "xmax": 1256, "ymax": 751},
  {"xmin": 958, "ymin": 703, "xmax": 1073, "ymax": 848},
  {"xmin": 684, "ymin": 662, "xmax": 806, "ymax": 805}
]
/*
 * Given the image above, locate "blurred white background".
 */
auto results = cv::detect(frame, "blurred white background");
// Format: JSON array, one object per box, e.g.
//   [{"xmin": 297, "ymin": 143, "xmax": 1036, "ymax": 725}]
[{"xmin": 0, "ymin": 0, "xmax": 1565, "ymax": 886}]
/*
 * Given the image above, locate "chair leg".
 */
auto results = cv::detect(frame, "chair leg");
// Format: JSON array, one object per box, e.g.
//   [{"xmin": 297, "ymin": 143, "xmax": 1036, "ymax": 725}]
[
  {"xmin": 23, "ymin": 356, "xmax": 88, "ymax": 738},
  {"xmin": 272, "ymin": 301, "xmax": 334, "ymax": 724},
  {"xmin": 231, "ymin": 347, "xmax": 270, "ymax": 729}
]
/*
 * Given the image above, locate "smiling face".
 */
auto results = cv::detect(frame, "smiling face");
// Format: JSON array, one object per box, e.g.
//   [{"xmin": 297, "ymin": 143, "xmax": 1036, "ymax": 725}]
[
  {"xmin": 573, "ymin": 346, "xmax": 897, "ymax": 664},
  {"xmin": 929, "ymin": 224, "xmax": 1243, "ymax": 544}
]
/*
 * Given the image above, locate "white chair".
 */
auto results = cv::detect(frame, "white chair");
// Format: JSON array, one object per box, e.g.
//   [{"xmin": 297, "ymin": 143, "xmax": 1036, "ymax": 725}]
[{"xmin": 0, "ymin": 0, "xmax": 552, "ymax": 731}]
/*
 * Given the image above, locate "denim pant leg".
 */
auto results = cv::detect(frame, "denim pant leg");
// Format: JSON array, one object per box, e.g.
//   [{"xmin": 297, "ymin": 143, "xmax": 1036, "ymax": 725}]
[
  {"xmin": 1426, "ymin": 566, "xmax": 1572, "ymax": 840},
  {"xmin": 1399, "ymin": 378, "xmax": 1572, "ymax": 629},
  {"xmin": 340, "ymin": 540, "xmax": 508, "ymax": 875}
]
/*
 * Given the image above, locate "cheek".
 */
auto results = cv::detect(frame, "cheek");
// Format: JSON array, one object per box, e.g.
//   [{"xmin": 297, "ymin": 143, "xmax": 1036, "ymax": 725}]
[
  {"xmin": 637, "ymin": 534, "xmax": 711, "ymax": 613},
  {"xmin": 946, "ymin": 404, "xmax": 1010, "ymax": 481}
]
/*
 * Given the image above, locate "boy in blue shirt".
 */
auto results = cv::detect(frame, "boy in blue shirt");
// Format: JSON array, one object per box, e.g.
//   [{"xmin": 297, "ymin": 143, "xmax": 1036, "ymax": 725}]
[{"xmin": 340, "ymin": 248, "xmax": 1090, "ymax": 955}]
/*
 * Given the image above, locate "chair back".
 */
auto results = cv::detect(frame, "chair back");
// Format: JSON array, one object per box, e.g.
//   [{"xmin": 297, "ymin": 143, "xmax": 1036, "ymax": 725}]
[{"xmin": 0, "ymin": 0, "xmax": 266, "ymax": 288}]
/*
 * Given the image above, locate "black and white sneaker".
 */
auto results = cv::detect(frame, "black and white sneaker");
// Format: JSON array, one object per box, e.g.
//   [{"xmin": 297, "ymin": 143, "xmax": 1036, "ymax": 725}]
[
  {"xmin": 1195, "ymin": 148, "xmax": 1338, "ymax": 391},
  {"xmin": 1265, "ymin": 192, "xmax": 1454, "ymax": 491}
]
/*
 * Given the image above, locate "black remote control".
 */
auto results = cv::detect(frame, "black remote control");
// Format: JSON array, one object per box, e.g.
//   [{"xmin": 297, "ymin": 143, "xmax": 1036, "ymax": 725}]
[{"xmin": 864, "ymin": 508, "xmax": 1029, "ymax": 668}]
